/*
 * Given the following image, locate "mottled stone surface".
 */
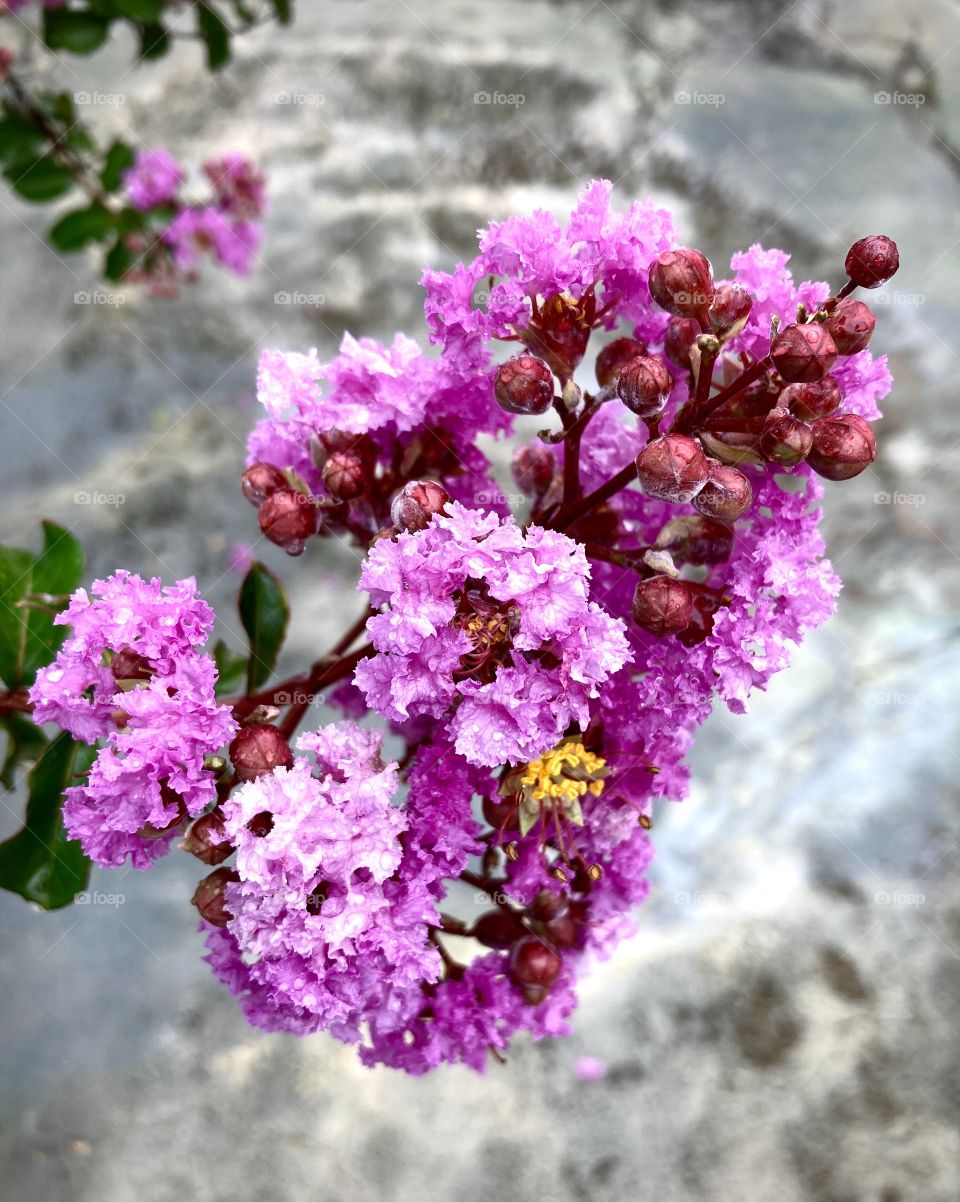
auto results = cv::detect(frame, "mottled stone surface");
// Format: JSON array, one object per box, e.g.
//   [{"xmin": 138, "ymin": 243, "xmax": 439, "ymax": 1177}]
[{"xmin": 1, "ymin": 2, "xmax": 959, "ymax": 1200}]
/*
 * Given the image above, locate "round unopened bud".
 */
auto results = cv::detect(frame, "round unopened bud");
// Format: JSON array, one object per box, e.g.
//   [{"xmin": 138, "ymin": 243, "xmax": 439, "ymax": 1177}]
[
  {"xmin": 241, "ymin": 461, "xmax": 287, "ymax": 506},
  {"xmin": 708, "ymin": 283, "xmax": 753, "ymax": 340},
  {"xmin": 781, "ymin": 376, "xmax": 842, "ymax": 421},
  {"xmin": 632, "ymin": 575, "xmax": 694, "ymax": 637},
  {"xmin": 823, "ymin": 298, "xmax": 876, "ymax": 355},
  {"xmin": 844, "ymin": 235, "xmax": 899, "ymax": 290},
  {"xmin": 191, "ymin": 867, "xmax": 238, "ymax": 927},
  {"xmin": 617, "ymin": 355, "xmax": 675, "ymax": 418},
  {"xmin": 635, "ymin": 434, "xmax": 710, "ymax": 503},
  {"xmin": 664, "ymin": 316, "xmax": 701, "ymax": 370},
  {"xmin": 259, "ymin": 487, "xmax": 318, "ymax": 556},
  {"xmin": 692, "ymin": 463, "xmax": 754, "ymax": 522},
  {"xmin": 595, "ymin": 337, "xmax": 648, "ymax": 387},
  {"xmin": 181, "ymin": 811, "xmax": 233, "ymax": 866},
  {"xmin": 530, "ymin": 888, "xmax": 568, "ymax": 922},
  {"xmin": 543, "ymin": 912, "xmax": 579, "ymax": 947},
  {"xmin": 471, "ymin": 909, "xmax": 524, "ymax": 950},
  {"xmin": 509, "ymin": 935, "xmax": 562, "ymax": 1004},
  {"xmin": 229, "ymin": 724, "xmax": 293, "ymax": 782},
  {"xmin": 758, "ymin": 407, "xmax": 814, "ymax": 467},
  {"xmin": 482, "ymin": 792, "xmax": 519, "ymax": 832},
  {"xmin": 511, "ymin": 443, "xmax": 556, "ymax": 499},
  {"xmin": 649, "ymin": 248, "xmax": 714, "ymax": 319},
  {"xmin": 656, "ymin": 514, "xmax": 735, "ymax": 564},
  {"xmin": 771, "ymin": 322, "xmax": 837, "ymax": 383},
  {"xmin": 390, "ymin": 479, "xmax": 450, "ymax": 532},
  {"xmin": 807, "ymin": 413, "xmax": 877, "ymax": 481},
  {"xmin": 322, "ymin": 450, "xmax": 366, "ymax": 501},
  {"xmin": 111, "ymin": 647, "xmax": 154, "ymax": 682},
  {"xmin": 494, "ymin": 354, "xmax": 554, "ymax": 415}
]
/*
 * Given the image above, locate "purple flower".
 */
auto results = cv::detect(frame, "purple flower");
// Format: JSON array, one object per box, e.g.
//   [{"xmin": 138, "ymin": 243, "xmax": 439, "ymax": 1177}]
[
  {"xmin": 203, "ymin": 152, "xmax": 267, "ymax": 219},
  {"xmin": 123, "ymin": 148, "xmax": 185, "ymax": 211},
  {"xmin": 164, "ymin": 207, "xmax": 261, "ymax": 276}
]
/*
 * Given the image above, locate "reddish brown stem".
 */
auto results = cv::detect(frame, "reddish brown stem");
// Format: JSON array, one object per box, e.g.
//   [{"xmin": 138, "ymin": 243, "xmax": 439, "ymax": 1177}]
[
  {"xmin": 671, "ymin": 356, "xmax": 770, "ymax": 435},
  {"xmin": 553, "ymin": 459, "xmax": 638, "ymax": 531}
]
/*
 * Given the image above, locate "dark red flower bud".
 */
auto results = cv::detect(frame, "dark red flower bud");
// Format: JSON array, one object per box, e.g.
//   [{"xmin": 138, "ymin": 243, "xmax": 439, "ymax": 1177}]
[
  {"xmin": 181, "ymin": 811, "xmax": 233, "ymax": 866},
  {"xmin": 823, "ymin": 298, "xmax": 876, "ymax": 355},
  {"xmin": 542, "ymin": 913, "xmax": 579, "ymax": 948},
  {"xmin": 807, "ymin": 413, "xmax": 877, "ymax": 481},
  {"xmin": 692, "ymin": 463, "xmax": 754, "ymax": 522},
  {"xmin": 191, "ymin": 867, "xmax": 238, "ymax": 927},
  {"xmin": 390, "ymin": 479, "xmax": 450, "ymax": 532},
  {"xmin": 482, "ymin": 792, "xmax": 520, "ymax": 832},
  {"xmin": 530, "ymin": 888, "xmax": 567, "ymax": 922},
  {"xmin": 494, "ymin": 354, "xmax": 554, "ymax": 415},
  {"xmin": 708, "ymin": 283, "xmax": 753, "ymax": 340},
  {"xmin": 322, "ymin": 450, "xmax": 367, "ymax": 501},
  {"xmin": 111, "ymin": 647, "xmax": 154, "ymax": 682},
  {"xmin": 595, "ymin": 337, "xmax": 648, "ymax": 387},
  {"xmin": 631, "ymin": 575, "xmax": 694, "ymax": 637},
  {"xmin": 247, "ymin": 810, "xmax": 274, "ymax": 838},
  {"xmin": 510, "ymin": 935, "xmax": 562, "ymax": 1004},
  {"xmin": 656, "ymin": 515, "xmax": 735, "ymax": 564},
  {"xmin": 511, "ymin": 443, "xmax": 556, "ymax": 500},
  {"xmin": 664, "ymin": 316, "xmax": 701, "ymax": 370},
  {"xmin": 844, "ymin": 235, "xmax": 899, "ymax": 290},
  {"xmin": 258, "ymin": 487, "xmax": 318, "ymax": 556},
  {"xmin": 771, "ymin": 322, "xmax": 837, "ymax": 383},
  {"xmin": 781, "ymin": 376, "xmax": 842, "ymax": 421},
  {"xmin": 471, "ymin": 909, "xmax": 524, "ymax": 950},
  {"xmin": 229, "ymin": 724, "xmax": 293, "ymax": 782},
  {"xmin": 616, "ymin": 355, "xmax": 675, "ymax": 418},
  {"xmin": 758, "ymin": 407, "xmax": 814, "ymax": 466},
  {"xmin": 635, "ymin": 434, "xmax": 710, "ymax": 503},
  {"xmin": 241, "ymin": 461, "xmax": 287, "ymax": 506},
  {"xmin": 648, "ymin": 248, "xmax": 714, "ymax": 319}
]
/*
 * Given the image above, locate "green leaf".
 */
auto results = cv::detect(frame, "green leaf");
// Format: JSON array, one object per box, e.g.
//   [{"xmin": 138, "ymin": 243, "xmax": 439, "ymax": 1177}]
[
  {"xmin": 103, "ymin": 235, "xmax": 136, "ymax": 282},
  {"xmin": 99, "ymin": 139, "xmax": 135, "ymax": 192},
  {"xmin": 0, "ymin": 117, "xmax": 45, "ymax": 168},
  {"xmin": 0, "ymin": 522, "xmax": 85, "ymax": 690},
  {"xmin": 0, "ymin": 732, "xmax": 94, "ymax": 910},
  {"xmin": 212, "ymin": 638, "xmax": 247, "ymax": 698},
  {"xmin": 5, "ymin": 155, "xmax": 74, "ymax": 202},
  {"xmin": 197, "ymin": 3, "xmax": 231, "ymax": 70},
  {"xmin": 0, "ymin": 713, "xmax": 48, "ymax": 791},
  {"xmin": 49, "ymin": 203, "xmax": 116, "ymax": 251},
  {"xmin": 137, "ymin": 21, "xmax": 170, "ymax": 60},
  {"xmin": 42, "ymin": 8, "xmax": 111, "ymax": 54},
  {"xmin": 269, "ymin": 0, "xmax": 292, "ymax": 23},
  {"xmin": 239, "ymin": 563, "xmax": 289, "ymax": 691},
  {"xmin": 113, "ymin": 0, "xmax": 163, "ymax": 19}
]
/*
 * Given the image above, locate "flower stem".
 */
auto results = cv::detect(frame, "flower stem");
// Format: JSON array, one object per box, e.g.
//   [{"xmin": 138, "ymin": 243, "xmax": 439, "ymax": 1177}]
[{"xmin": 553, "ymin": 459, "xmax": 638, "ymax": 531}]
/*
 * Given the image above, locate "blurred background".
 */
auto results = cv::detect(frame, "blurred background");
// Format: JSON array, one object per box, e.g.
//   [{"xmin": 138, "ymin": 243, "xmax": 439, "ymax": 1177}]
[{"xmin": 1, "ymin": 1, "xmax": 959, "ymax": 1199}]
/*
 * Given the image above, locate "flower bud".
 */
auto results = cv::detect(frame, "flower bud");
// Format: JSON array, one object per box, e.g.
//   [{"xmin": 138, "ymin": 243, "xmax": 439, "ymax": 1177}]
[
  {"xmin": 511, "ymin": 443, "xmax": 556, "ymax": 500},
  {"xmin": 664, "ymin": 316, "xmax": 701, "ymax": 370},
  {"xmin": 258, "ymin": 487, "xmax": 318, "ymax": 555},
  {"xmin": 241, "ymin": 461, "xmax": 287, "ymax": 506},
  {"xmin": 595, "ymin": 337, "xmax": 648, "ymax": 387},
  {"xmin": 482, "ymin": 792, "xmax": 519, "ymax": 832},
  {"xmin": 509, "ymin": 935, "xmax": 562, "ymax": 1004},
  {"xmin": 530, "ymin": 888, "xmax": 567, "ymax": 922},
  {"xmin": 758, "ymin": 407, "xmax": 814, "ymax": 466},
  {"xmin": 807, "ymin": 413, "xmax": 877, "ymax": 481},
  {"xmin": 390, "ymin": 479, "xmax": 450, "ymax": 532},
  {"xmin": 191, "ymin": 867, "xmax": 238, "ymax": 927},
  {"xmin": 542, "ymin": 912, "xmax": 579, "ymax": 948},
  {"xmin": 631, "ymin": 575, "xmax": 694, "ymax": 637},
  {"xmin": 471, "ymin": 909, "xmax": 524, "ymax": 950},
  {"xmin": 648, "ymin": 248, "xmax": 714, "ymax": 319},
  {"xmin": 771, "ymin": 323, "xmax": 837, "ymax": 383},
  {"xmin": 692, "ymin": 463, "xmax": 754, "ymax": 522},
  {"xmin": 322, "ymin": 450, "xmax": 367, "ymax": 501},
  {"xmin": 494, "ymin": 354, "xmax": 554, "ymax": 415},
  {"xmin": 844, "ymin": 235, "xmax": 899, "ymax": 289},
  {"xmin": 655, "ymin": 514, "xmax": 735, "ymax": 564},
  {"xmin": 823, "ymin": 298, "xmax": 876, "ymax": 355},
  {"xmin": 181, "ymin": 811, "xmax": 233, "ymax": 866},
  {"xmin": 781, "ymin": 376, "xmax": 842, "ymax": 421},
  {"xmin": 708, "ymin": 283, "xmax": 753, "ymax": 340},
  {"xmin": 229, "ymin": 723, "xmax": 293, "ymax": 782},
  {"xmin": 616, "ymin": 355, "xmax": 675, "ymax": 418},
  {"xmin": 111, "ymin": 647, "xmax": 155, "ymax": 682},
  {"xmin": 635, "ymin": 434, "xmax": 709, "ymax": 503}
]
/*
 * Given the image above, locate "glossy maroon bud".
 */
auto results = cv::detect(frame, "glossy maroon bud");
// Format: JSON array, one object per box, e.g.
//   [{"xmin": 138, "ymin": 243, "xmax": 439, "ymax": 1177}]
[
  {"xmin": 510, "ymin": 935, "xmax": 562, "ymax": 1004},
  {"xmin": 631, "ymin": 575, "xmax": 694, "ymax": 637},
  {"xmin": 259, "ymin": 487, "xmax": 318, "ymax": 555},
  {"xmin": 635, "ymin": 434, "xmax": 710, "ymax": 503},
  {"xmin": 511, "ymin": 443, "xmax": 556, "ymax": 500},
  {"xmin": 823, "ymin": 299, "xmax": 876, "ymax": 355},
  {"xmin": 664, "ymin": 316, "xmax": 701, "ymax": 370},
  {"xmin": 229, "ymin": 724, "xmax": 294, "ymax": 782},
  {"xmin": 844, "ymin": 235, "xmax": 899, "ymax": 290},
  {"xmin": 617, "ymin": 355, "xmax": 675, "ymax": 418},
  {"xmin": 390, "ymin": 479, "xmax": 450, "ymax": 532},
  {"xmin": 494, "ymin": 354, "xmax": 554, "ymax": 415},
  {"xmin": 771, "ymin": 322, "xmax": 837, "ymax": 383},
  {"xmin": 111, "ymin": 647, "xmax": 154, "ymax": 682},
  {"xmin": 708, "ymin": 283, "xmax": 753, "ymax": 340},
  {"xmin": 322, "ymin": 450, "xmax": 366, "ymax": 501},
  {"xmin": 595, "ymin": 337, "xmax": 648, "ymax": 387},
  {"xmin": 191, "ymin": 867, "xmax": 238, "ymax": 927},
  {"xmin": 241, "ymin": 461, "xmax": 287, "ymax": 506},
  {"xmin": 692, "ymin": 463, "xmax": 754, "ymax": 522},
  {"xmin": 181, "ymin": 811, "xmax": 233, "ymax": 866},
  {"xmin": 482, "ymin": 792, "xmax": 520, "ymax": 832},
  {"xmin": 807, "ymin": 413, "xmax": 877, "ymax": 481},
  {"xmin": 543, "ymin": 913, "xmax": 579, "ymax": 948},
  {"xmin": 530, "ymin": 888, "xmax": 567, "ymax": 922},
  {"xmin": 781, "ymin": 376, "xmax": 842, "ymax": 421},
  {"xmin": 758, "ymin": 407, "xmax": 814, "ymax": 467},
  {"xmin": 677, "ymin": 589, "xmax": 722, "ymax": 647},
  {"xmin": 471, "ymin": 908, "xmax": 524, "ymax": 950},
  {"xmin": 649, "ymin": 248, "xmax": 714, "ymax": 319}
]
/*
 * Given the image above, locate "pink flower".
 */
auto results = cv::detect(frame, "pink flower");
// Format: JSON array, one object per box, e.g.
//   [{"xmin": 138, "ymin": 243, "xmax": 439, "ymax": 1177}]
[{"xmin": 123, "ymin": 149, "xmax": 185, "ymax": 211}]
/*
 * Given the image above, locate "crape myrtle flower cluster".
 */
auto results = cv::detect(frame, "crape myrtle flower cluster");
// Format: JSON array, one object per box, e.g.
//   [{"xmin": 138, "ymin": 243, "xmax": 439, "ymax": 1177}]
[{"xmin": 24, "ymin": 182, "xmax": 896, "ymax": 1073}]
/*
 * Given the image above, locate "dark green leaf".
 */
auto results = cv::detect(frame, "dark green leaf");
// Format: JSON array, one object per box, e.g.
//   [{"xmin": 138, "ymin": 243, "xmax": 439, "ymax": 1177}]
[
  {"xmin": 0, "ymin": 117, "xmax": 45, "ymax": 168},
  {"xmin": 103, "ymin": 235, "xmax": 136, "ymax": 282},
  {"xmin": 5, "ymin": 155, "xmax": 74, "ymax": 202},
  {"xmin": 269, "ymin": 0, "xmax": 292, "ymax": 23},
  {"xmin": 42, "ymin": 8, "xmax": 111, "ymax": 55},
  {"xmin": 50, "ymin": 203, "xmax": 116, "ymax": 251},
  {"xmin": 99, "ymin": 139, "xmax": 135, "ymax": 192},
  {"xmin": 113, "ymin": 0, "xmax": 163, "ymax": 19},
  {"xmin": 197, "ymin": 3, "xmax": 231, "ymax": 70},
  {"xmin": 0, "ymin": 732, "xmax": 94, "ymax": 910},
  {"xmin": 213, "ymin": 638, "xmax": 247, "ymax": 698},
  {"xmin": 239, "ymin": 563, "xmax": 289, "ymax": 691},
  {"xmin": 0, "ymin": 713, "xmax": 48, "ymax": 791},
  {"xmin": 137, "ymin": 21, "xmax": 170, "ymax": 60}
]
